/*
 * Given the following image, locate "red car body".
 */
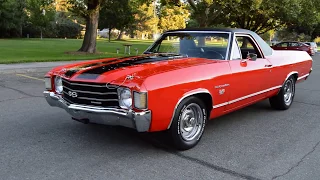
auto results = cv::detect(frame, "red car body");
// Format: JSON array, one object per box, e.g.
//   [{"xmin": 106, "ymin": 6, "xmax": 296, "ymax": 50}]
[
  {"xmin": 271, "ymin": 41, "xmax": 315, "ymax": 56},
  {"xmin": 44, "ymin": 28, "xmax": 313, "ymax": 150}
]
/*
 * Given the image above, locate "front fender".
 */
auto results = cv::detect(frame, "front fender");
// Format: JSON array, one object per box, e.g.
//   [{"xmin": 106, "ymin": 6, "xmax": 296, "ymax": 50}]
[{"xmin": 146, "ymin": 85, "xmax": 211, "ymax": 132}]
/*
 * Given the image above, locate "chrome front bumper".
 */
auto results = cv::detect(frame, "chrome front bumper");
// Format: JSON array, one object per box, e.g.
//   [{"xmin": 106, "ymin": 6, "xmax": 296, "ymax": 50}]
[{"xmin": 43, "ymin": 91, "xmax": 151, "ymax": 132}]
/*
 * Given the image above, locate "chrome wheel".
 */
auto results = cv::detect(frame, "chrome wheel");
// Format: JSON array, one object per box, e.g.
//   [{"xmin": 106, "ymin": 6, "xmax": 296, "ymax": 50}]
[
  {"xmin": 283, "ymin": 79, "xmax": 294, "ymax": 105},
  {"xmin": 179, "ymin": 103, "xmax": 204, "ymax": 141}
]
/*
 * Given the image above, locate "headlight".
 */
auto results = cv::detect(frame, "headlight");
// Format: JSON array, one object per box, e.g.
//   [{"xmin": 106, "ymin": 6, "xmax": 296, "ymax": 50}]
[
  {"xmin": 133, "ymin": 91, "xmax": 148, "ymax": 109},
  {"xmin": 54, "ymin": 76, "xmax": 63, "ymax": 94},
  {"xmin": 44, "ymin": 77, "xmax": 52, "ymax": 90},
  {"xmin": 118, "ymin": 88, "xmax": 132, "ymax": 109}
]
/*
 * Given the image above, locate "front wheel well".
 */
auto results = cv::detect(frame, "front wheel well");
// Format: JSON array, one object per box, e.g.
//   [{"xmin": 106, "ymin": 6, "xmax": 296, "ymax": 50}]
[
  {"xmin": 167, "ymin": 92, "xmax": 213, "ymax": 130},
  {"xmin": 193, "ymin": 93, "xmax": 213, "ymax": 114}
]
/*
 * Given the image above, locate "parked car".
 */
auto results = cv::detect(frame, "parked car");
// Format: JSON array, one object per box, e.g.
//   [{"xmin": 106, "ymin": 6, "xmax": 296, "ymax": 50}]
[
  {"xmin": 43, "ymin": 28, "xmax": 313, "ymax": 150},
  {"xmin": 303, "ymin": 42, "xmax": 318, "ymax": 53},
  {"xmin": 270, "ymin": 41, "xmax": 315, "ymax": 56},
  {"xmin": 97, "ymin": 28, "xmax": 109, "ymax": 38}
]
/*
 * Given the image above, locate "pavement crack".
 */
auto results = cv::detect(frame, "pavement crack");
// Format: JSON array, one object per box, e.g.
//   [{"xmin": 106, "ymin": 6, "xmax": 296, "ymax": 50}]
[
  {"xmin": 271, "ymin": 140, "xmax": 320, "ymax": 180},
  {"xmin": 172, "ymin": 152, "xmax": 262, "ymax": 180},
  {"xmin": 145, "ymin": 136, "xmax": 261, "ymax": 180},
  {"xmin": 0, "ymin": 84, "xmax": 39, "ymax": 97}
]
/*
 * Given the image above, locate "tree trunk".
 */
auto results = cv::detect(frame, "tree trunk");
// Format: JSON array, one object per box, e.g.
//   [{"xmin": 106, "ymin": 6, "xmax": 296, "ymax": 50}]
[
  {"xmin": 108, "ymin": 28, "xmax": 112, "ymax": 42},
  {"xmin": 20, "ymin": 25, "xmax": 23, "ymax": 38},
  {"xmin": 78, "ymin": 2, "xmax": 100, "ymax": 53},
  {"xmin": 117, "ymin": 30, "xmax": 123, "ymax": 40}
]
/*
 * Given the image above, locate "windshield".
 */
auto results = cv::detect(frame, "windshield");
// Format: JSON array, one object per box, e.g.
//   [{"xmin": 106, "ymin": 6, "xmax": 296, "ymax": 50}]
[{"xmin": 146, "ymin": 32, "xmax": 231, "ymax": 60}]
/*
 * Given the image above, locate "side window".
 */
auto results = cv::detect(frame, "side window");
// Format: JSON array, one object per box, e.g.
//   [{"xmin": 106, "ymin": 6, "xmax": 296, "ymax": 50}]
[
  {"xmin": 231, "ymin": 38, "xmax": 242, "ymax": 60},
  {"xmin": 290, "ymin": 42, "xmax": 300, "ymax": 47},
  {"xmin": 277, "ymin": 43, "xmax": 287, "ymax": 47},
  {"xmin": 236, "ymin": 36, "xmax": 262, "ymax": 58}
]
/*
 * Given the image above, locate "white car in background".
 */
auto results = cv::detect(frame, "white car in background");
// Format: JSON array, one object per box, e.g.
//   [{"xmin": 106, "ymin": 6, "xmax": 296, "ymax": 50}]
[
  {"xmin": 304, "ymin": 42, "xmax": 318, "ymax": 53},
  {"xmin": 98, "ymin": 28, "xmax": 110, "ymax": 38}
]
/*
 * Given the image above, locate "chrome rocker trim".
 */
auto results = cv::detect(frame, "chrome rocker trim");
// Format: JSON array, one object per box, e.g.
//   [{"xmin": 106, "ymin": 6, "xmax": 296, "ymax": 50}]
[{"xmin": 43, "ymin": 91, "xmax": 151, "ymax": 132}]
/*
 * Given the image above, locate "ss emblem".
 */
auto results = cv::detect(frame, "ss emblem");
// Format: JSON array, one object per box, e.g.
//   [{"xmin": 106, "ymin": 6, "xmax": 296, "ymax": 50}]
[
  {"xmin": 68, "ymin": 91, "xmax": 78, "ymax": 98},
  {"xmin": 219, "ymin": 89, "xmax": 225, "ymax": 95}
]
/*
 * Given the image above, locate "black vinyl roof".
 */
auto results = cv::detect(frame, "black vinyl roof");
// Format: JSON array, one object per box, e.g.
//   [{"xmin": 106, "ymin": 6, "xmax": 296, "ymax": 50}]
[{"xmin": 165, "ymin": 27, "xmax": 255, "ymax": 34}]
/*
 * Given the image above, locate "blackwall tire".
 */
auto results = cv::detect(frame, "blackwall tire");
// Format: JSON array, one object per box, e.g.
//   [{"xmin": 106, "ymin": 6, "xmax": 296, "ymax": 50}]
[{"xmin": 269, "ymin": 76, "xmax": 296, "ymax": 110}]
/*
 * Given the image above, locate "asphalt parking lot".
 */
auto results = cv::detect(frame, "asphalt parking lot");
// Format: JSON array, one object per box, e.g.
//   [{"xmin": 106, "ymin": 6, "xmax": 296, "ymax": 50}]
[{"xmin": 0, "ymin": 55, "xmax": 319, "ymax": 180}]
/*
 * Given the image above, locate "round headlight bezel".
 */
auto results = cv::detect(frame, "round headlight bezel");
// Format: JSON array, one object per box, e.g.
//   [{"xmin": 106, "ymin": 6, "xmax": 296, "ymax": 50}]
[
  {"xmin": 54, "ymin": 76, "xmax": 63, "ymax": 94},
  {"xmin": 118, "ymin": 88, "xmax": 132, "ymax": 109}
]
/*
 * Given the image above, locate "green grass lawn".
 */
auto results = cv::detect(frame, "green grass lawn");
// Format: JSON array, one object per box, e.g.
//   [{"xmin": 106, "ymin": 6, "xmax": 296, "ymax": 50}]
[{"xmin": 0, "ymin": 38, "xmax": 153, "ymax": 64}]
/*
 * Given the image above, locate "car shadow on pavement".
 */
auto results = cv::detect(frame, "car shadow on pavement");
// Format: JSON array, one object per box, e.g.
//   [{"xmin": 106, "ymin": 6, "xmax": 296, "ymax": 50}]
[{"xmin": 70, "ymin": 99, "xmax": 275, "ymax": 152}]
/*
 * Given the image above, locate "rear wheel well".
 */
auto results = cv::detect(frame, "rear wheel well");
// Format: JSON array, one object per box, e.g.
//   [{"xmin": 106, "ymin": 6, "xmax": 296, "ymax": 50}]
[{"xmin": 194, "ymin": 93, "xmax": 213, "ymax": 114}]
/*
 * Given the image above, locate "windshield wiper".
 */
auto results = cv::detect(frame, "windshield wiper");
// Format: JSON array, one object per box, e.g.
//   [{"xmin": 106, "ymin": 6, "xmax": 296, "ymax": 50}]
[
  {"xmin": 156, "ymin": 53, "xmax": 187, "ymax": 57},
  {"xmin": 143, "ymin": 52, "xmax": 188, "ymax": 58}
]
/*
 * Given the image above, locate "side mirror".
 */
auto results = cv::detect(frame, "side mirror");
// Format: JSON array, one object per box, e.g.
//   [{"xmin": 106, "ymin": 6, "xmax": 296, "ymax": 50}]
[{"xmin": 247, "ymin": 53, "xmax": 257, "ymax": 61}]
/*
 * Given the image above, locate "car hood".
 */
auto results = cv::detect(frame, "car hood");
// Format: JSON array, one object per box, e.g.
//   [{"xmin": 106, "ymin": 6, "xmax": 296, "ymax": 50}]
[{"xmin": 48, "ymin": 54, "xmax": 220, "ymax": 90}]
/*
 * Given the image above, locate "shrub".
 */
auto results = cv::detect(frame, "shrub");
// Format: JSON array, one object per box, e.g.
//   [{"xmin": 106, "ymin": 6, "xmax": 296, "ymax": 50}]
[{"xmin": 55, "ymin": 20, "xmax": 82, "ymax": 38}]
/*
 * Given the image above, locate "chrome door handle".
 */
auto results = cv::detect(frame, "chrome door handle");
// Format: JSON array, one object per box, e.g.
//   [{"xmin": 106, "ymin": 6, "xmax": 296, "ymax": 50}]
[{"xmin": 265, "ymin": 64, "xmax": 272, "ymax": 67}]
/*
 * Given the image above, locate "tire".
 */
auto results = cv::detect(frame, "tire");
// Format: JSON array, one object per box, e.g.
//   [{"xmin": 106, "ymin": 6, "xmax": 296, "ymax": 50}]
[
  {"xmin": 168, "ymin": 96, "xmax": 207, "ymax": 150},
  {"xmin": 269, "ymin": 76, "xmax": 296, "ymax": 110}
]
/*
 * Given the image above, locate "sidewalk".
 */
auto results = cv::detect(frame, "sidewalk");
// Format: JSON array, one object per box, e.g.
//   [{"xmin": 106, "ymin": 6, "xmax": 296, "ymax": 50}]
[{"xmin": 0, "ymin": 60, "xmax": 87, "ymax": 74}]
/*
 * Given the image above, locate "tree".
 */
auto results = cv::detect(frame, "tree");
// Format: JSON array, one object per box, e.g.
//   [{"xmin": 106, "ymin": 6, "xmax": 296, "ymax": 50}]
[
  {"xmin": 218, "ymin": 0, "xmax": 303, "ymax": 34},
  {"xmin": 162, "ymin": 0, "xmax": 312, "ymax": 36},
  {"xmin": 160, "ymin": 0, "xmax": 225, "ymax": 27},
  {"xmin": 133, "ymin": 2, "xmax": 159, "ymax": 39},
  {"xmin": 187, "ymin": 0, "xmax": 225, "ymax": 27},
  {"xmin": 26, "ymin": 0, "xmax": 56, "ymax": 39},
  {"xmin": 67, "ymin": 0, "xmax": 103, "ymax": 53},
  {"xmin": 99, "ymin": 0, "xmax": 134, "ymax": 41},
  {"xmin": 158, "ymin": 4, "xmax": 189, "ymax": 31},
  {"xmin": 285, "ymin": 0, "xmax": 320, "ymax": 40},
  {"xmin": 0, "ymin": 0, "xmax": 26, "ymax": 37},
  {"xmin": 66, "ymin": 0, "xmax": 156, "ymax": 52}
]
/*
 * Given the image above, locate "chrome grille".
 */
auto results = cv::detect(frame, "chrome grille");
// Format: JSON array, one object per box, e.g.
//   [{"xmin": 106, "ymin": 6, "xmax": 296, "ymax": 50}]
[{"xmin": 62, "ymin": 79, "xmax": 119, "ymax": 107}]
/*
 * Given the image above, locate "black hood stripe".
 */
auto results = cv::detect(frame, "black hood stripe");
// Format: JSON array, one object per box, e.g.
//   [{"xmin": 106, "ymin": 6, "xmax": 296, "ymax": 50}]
[
  {"xmin": 75, "ymin": 55, "xmax": 184, "ymax": 80},
  {"xmin": 64, "ymin": 57, "xmax": 129, "ymax": 77}
]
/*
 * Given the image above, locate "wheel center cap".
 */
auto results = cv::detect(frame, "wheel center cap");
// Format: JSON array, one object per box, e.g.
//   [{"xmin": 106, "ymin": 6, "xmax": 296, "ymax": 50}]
[{"xmin": 189, "ymin": 117, "xmax": 195, "ymax": 127}]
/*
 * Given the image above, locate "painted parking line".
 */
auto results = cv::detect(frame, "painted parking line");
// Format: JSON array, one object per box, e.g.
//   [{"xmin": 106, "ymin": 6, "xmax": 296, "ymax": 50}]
[{"xmin": 16, "ymin": 74, "xmax": 45, "ymax": 82}]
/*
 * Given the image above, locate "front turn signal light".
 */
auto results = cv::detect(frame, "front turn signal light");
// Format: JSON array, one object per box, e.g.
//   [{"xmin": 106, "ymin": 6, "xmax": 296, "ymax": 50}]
[
  {"xmin": 133, "ymin": 91, "xmax": 148, "ymax": 110},
  {"xmin": 44, "ymin": 77, "xmax": 52, "ymax": 90}
]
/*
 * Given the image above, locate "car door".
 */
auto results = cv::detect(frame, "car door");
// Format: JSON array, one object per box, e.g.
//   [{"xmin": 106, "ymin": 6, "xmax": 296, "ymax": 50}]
[
  {"xmin": 225, "ymin": 34, "xmax": 273, "ymax": 112},
  {"xmin": 287, "ymin": 42, "xmax": 301, "ymax": 51}
]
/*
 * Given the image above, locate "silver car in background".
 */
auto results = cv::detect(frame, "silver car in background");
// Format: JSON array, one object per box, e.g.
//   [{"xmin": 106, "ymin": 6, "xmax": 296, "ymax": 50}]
[{"xmin": 304, "ymin": 42, "xmax": 318, "ymax": 53}]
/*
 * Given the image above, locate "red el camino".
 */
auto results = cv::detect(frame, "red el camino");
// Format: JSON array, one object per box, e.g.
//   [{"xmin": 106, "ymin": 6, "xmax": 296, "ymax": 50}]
[{"xmin": 44, "ymin": 28, "xmax": 313, "ymax": 150}]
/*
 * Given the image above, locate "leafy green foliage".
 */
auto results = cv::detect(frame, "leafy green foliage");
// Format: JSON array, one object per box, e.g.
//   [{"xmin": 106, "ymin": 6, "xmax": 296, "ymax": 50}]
[
  {"xmin": 285, "ymin": 0, "xmax": 320, "ymax": 39},
  {"xmin": 277, "ymin": 28, "xmax": 312, "ymax": 41},
  {"xmin": 55, "ymin": 19, "xmax": 82, "ymax": 38},
  {"xmin": 158, "ymin": 4, "xmax": 189, "ymax": 31},
  {"xmin": 99, "ymin": 0, "xmax": 134, "ymax": 41},
  {"xmin": 66, "ymin": 0, "xmax": 102, "ymax": 18},
  {"xmin": 0, "ymin": 0, "xmax": 26, "ymax": 37},
  {"xmin": 26, "ymin": 0, "xmax": 56, "ymax": 29},
  {"xmin": 187, "ymin": 0, "xmax": 225, "ymax": 27},
  {"xmin": 132, "ymin": 2, "xmax": 159, "ymax": 38}
]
